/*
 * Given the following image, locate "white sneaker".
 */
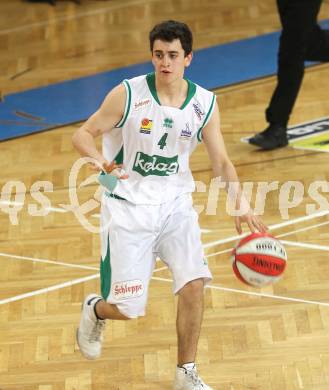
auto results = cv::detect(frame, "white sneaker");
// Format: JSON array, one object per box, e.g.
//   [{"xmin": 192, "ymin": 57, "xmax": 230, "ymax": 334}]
[
  {"xmin": 76, "ymin": 294, "xmax": 106, "ymax": 360},
  {"xmin": 174, "ymin": 366, "xmax": 213, "ymax": 390}
]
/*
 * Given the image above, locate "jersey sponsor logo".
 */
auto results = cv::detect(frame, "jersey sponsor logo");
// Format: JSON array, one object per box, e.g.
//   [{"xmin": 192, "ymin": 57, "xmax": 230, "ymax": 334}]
[
  {"xmin": 134, "ymin": 98, "xmax": 151, "ymax": 111},
  {"xmin": 113, "ymin": 279, "xmax": 144, "ymax": 300},
  {"xmin": 140, "ymin": 118, "xmax": 153, "ymax": 134},
  {"xmin": 180, "ymin": 123, "xmax": 192, "ymax": 140},
  {"xmin": 193, "ymin": 101, "xmax": 205, "ymax": 121},
  {"xmin": 163, "ymin": 117, "xmax": 174, "ymax": 129},
  {"xmin": 133, "ymin": 151, "xmax": 179, "ymax": 176}
]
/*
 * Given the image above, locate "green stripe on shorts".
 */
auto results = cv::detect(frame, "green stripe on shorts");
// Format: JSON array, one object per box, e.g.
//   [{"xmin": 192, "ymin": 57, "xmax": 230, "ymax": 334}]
[{"xmin": 100, "ymin": 238, "xmax": 111, "ymax": 300}]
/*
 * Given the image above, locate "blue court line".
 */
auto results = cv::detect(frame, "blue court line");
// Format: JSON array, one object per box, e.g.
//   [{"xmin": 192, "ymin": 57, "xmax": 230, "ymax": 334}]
[{"xmin": 1, "ymin": 20, "xmax": 328, "ymax": 142}]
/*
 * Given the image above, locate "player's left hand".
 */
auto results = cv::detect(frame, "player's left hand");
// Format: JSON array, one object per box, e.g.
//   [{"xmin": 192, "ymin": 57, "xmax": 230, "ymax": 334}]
[{"xmin": 235, "ymin": 209, "xmax": 267, "ymax": 235}]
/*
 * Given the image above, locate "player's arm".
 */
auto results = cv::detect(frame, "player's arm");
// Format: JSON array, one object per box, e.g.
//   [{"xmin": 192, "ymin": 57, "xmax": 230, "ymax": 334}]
[
  {"xmin": 202, "ymin": 99, "xmax": 267, "ymax": 234},
  {"xmin": 72, "ymin": 83, "xmax": 126, "ymax": 173}
]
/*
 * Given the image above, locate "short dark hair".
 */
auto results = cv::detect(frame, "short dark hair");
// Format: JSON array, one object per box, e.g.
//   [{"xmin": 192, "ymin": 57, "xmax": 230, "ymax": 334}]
[{"xmin": 149, "ymin": 20, "xmax": 193, "ymax": 56}]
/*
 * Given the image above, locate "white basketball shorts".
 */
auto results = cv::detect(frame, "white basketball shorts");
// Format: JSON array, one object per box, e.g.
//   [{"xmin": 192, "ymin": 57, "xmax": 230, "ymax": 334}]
[{"xmin": 99, "ymin": 192, "xmax": 212, "ymax": 318}]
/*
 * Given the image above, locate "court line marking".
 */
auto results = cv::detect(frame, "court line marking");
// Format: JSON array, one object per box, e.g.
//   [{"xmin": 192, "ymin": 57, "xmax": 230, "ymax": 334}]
[
  {"xmin": 0, "ymin": 252, "xmax": 98, "ymax": 271},
  {"xmin": 0, "ymin": 0, "xmax": 159, "ymax": 35},
  {"xmin": 0, "ymin": 273, "xmax": 99, "ymax": 305},
  {"xmin": 0, "ymin": 264, "xmax": 166, "ymax": 305},
  {"xmin": 1, "ymin": 215, "xmax": 328, "ymax": 272},
  {"xmin": 203, "ymin": 209, "xmax": 329, "ymax": 249},
  {"xmin": 201, "ymin": 229, "xmax": 213, "ymax": 233},
  {"xmin": 276, "ymin": 220, "xmax": 329, "ymax": 238},
  {"xmin": 205, "ymin": 248, "xmax": 232, "ymax": 258},
  {"xmin": 2, "ymin": 269, "xmax": 329, "ymax": 307},
  {"xmin": 152, "ymin": 277, "xmax": 329, "ymax": 308},
  {"xmin": 0, "ymin": 253, "xmax": 212, "ymax": 273},
  {"xmin": 153, "ymin": 266, "xmax": 167, "ymax": 273},
  {"xmin": 280, "ymin": 240, "xmax": 329, "ymax": 252},
  {"xmin": 2, "ymin": 200, "xmax": 327, "ymax": 243},
  {"xmin": 0, "ymin": 213, "xmax": 328, "ymax": 305},
  {"xmin": 0, "ymin": 237, "xmax": 327, "ymax": 306},
  {"xmin": 204, "ymin": 220, "xmax": 329, "ymax": 258}
]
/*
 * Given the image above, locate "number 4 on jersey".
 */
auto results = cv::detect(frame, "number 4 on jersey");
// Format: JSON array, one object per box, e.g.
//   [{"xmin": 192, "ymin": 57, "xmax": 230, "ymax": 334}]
[{"xmin": 158, "ymin": 132, "xmax": 168, "ymax": 150}]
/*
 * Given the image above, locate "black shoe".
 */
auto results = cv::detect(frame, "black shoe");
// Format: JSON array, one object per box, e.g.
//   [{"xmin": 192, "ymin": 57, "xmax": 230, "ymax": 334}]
[
  {"xmin": 249, "ymin": 124, "xmax": 288, "ymax": 150},
  {"xmin": 26, "ymin": 0, "xmax": 81, "ymax": 4}
]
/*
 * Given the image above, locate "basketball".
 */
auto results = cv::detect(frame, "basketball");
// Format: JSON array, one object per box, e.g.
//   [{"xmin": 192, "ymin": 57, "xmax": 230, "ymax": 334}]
[{"xmin": 230, "ymin": 232, "xmax": 287, "ymax": 287}]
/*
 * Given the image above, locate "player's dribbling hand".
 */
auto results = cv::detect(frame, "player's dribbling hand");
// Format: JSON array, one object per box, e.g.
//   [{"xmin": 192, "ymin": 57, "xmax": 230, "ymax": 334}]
[
  {"xmin": 235, "ymin": 210, "xmax": 267, "ymax": 235},
  {"xmin": 89, "ymin": 159, "xmax": 129, "ymax": 179}
]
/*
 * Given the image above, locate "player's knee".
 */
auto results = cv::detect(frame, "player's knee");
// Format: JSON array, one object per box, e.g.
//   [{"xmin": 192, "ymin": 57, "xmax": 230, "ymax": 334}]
[
  {"xmin": 179, "ymin": 278, "xmax": 205, "ymax": 298},
  {"xmin": 187, "ymin": 278, "xmax": 204, "ymax": 289},
  {"xmin": 116, "ymin": 298, "xmax": 147, "ymax": 319}
]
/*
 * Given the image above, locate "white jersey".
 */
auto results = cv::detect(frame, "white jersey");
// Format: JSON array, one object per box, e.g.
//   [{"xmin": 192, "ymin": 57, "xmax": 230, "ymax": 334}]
[{"xmin": 102, "ymin": 73, "xmax": 216, "ymax": 205}]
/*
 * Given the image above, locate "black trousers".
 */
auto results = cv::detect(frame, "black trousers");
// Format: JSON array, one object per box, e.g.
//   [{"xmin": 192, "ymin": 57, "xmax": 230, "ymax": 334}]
[{"xmin": 266, "ymin": 0, "xmax": 329, "ymax": 127}]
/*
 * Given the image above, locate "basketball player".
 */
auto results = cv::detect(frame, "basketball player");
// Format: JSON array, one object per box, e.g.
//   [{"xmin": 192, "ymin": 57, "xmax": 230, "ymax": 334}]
[{"xmin": 72, "ymin": 20, "xmax": 266, "ymax": 390}]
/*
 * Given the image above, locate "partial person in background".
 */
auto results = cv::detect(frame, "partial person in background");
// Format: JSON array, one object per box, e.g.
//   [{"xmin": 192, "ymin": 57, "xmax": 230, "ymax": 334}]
[
  {"xmin": 26, "ymin": 0, "xmax": 56, "ymax": 4},
  {"xmin": 249, "ymin": 0, "xmax": 329, "ymax": 150},
  {"xmin": 26, "ymin": 0, "xmax": 80, "ymax": 5}
]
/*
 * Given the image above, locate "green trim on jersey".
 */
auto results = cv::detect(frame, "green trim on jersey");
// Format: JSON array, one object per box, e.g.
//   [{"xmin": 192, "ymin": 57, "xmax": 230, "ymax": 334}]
[
  {"xmin": 146, "ymin": 73, "xmax": 196, "ymax": 109},
  {"xmin": 180, "ymin": 79, "xmax": 196, "ymax": 109},
  {"xmin": 197, "ymin": 94, "xmax": 216, "ymax": 142},
  {"xmin": 114, "ymin": 146, "xmax": 124, "ymax": 164},
  {"xmin": 105, "ymin": 191, "xmax": 126, "ymax": 201},
  {"xmin": 100, "ymin": 238, "xmax": 112, "ymax": 300},
  {"xmin": 115, "ymin": 80, "xmax": 132, "ymax": 128},
  {"xmin": 146, "ymin": 73, "xmax": 161, "ymax": 105}
]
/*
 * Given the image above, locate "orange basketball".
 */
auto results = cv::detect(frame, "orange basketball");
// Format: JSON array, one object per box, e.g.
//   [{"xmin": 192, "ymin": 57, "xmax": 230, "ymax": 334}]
[{"xmin": 230, "ymin": 232, "xmax": 287, "ymax": 287}]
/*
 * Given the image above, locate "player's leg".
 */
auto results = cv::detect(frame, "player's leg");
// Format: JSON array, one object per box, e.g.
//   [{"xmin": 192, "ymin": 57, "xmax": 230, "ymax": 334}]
[
  {"xmin": 176, "ymin": 278, "xmax": 204, "ymax": 365},
  {"xmin": 157, "ymin": 194, "xmax": 213, "ymax": 389},
  {"xmin": 175, "ymin": 279, "xmax": 213, "ymax": 389},
  {"xmin": 94, "ymin": 300, "xmax": 130, "ymax": 320},
  {"xmin": 77, "ymin": 196, "xmax": 156, "ymax": 359}
]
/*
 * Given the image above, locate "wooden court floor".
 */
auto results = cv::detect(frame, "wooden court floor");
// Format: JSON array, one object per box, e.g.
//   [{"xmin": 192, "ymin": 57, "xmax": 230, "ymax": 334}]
[{"xmin": 1, "ymin": 1, "xmax": 329, "ymax": 389}]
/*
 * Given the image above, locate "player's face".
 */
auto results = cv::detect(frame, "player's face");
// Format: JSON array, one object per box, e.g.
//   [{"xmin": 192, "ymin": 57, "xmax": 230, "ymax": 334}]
[{"xmin": 152, "ymin": 39, "xmax": 192, "ymax": 83}]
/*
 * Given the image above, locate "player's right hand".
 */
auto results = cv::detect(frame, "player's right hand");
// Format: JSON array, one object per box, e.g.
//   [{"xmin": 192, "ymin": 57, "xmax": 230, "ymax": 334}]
[{"xmin": 89, "ymin": 159, "xmax": 129, "ymax": 179}]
